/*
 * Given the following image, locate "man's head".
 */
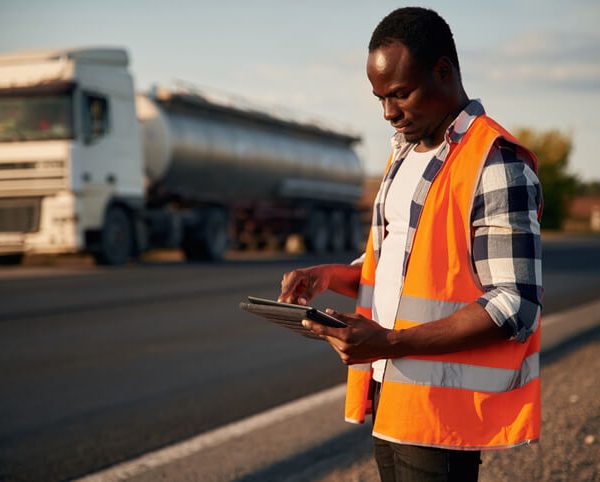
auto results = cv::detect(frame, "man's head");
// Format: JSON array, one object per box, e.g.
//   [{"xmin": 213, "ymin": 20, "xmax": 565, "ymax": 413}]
[
  {"xmin": 369, "ymin": 7, "xmax": 460, "ymax": 78},
  {"xmin": 367, "ymin": 7, "xmax": 466, "ymax": 149}
]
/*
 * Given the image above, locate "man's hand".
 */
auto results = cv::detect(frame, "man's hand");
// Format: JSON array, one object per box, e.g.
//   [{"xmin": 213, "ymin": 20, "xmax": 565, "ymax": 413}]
[
  {"xmin": 302, "ymin": 310, "xmax": 393, "ymax": 365},
  {"xmin": 278, "ymin": 265, "xmax": 332, "ymax": 305},
  {"xmin": 279, "ymin": 263, "xmax": 362, "ymax": 305}
]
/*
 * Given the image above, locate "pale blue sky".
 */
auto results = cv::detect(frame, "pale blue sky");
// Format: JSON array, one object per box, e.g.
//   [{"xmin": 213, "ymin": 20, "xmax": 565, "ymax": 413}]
[{"xmin": 1, "ymin": 1, "xmax": 599, "ymax": 179}]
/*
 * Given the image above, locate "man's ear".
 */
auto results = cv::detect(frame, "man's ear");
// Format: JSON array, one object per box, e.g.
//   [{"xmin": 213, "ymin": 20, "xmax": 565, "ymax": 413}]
[{"xmin": 434, "ymin": 57, "xmax": 453, "ymax": 82}]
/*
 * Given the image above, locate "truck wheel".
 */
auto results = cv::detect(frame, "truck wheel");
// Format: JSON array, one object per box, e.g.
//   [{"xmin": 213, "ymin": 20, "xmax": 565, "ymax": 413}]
[
  {"xmin": 183, "ymin": 208, "xmax": 228, "ymax": 262},
  {"xmin": 328, "ymin": 211, "xmax": 346, "ymax": 253},
  {"xmin": 93, "ymin": 206, "xmax": 132, "ymax": 266},
  {"xmin": 0, "ymin": 254, "xmax": 24, "ymax": 265},
  {"xmin": 304, "ymin": 210, "xmax": 329, "ymax": 255},
  {"xmin": 346, "ymin": 211, "xmax": 364, "ymax": 252},
  {"xmin": 182, "ymin": 231, "xmax": 203, "ymax": 261}
]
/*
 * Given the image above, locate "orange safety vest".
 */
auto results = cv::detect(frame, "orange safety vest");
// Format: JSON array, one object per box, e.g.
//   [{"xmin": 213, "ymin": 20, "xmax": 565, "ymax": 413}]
[{"xmin": 346, "ymin": 115, "xmax": 541, "ymax": 450}]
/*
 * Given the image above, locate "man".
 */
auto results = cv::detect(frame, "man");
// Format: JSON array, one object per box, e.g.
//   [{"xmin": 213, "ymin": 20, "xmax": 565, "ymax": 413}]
[{"xmin": 279, "ymin": 7, "xmax": 543, "ymax": 482}]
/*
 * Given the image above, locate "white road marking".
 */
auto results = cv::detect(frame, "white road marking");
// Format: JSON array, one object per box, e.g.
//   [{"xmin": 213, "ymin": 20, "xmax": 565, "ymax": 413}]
[
  {"xmin": 541, "ymin": 298, "xmax": 600, "ymax": 326},
  {"xmin": 75, "ymin": 384, "xmax": 347, "ymax": 482}
]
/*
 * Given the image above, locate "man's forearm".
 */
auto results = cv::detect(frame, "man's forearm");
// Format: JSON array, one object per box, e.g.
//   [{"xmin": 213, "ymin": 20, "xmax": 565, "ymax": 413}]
[
  {"xmin": 303, "ymin": 302, "xmax": 509, "ymax": 366},
  {"xmin": 384, "ymin": 302, "xmax": 508, "ymax": 358}
]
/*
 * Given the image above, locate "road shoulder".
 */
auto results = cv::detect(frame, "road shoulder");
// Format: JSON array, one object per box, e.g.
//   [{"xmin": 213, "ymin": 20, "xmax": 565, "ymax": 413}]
[{"xmin": 77, "ymin": 299, "xmax": 600, "ymax": 482}]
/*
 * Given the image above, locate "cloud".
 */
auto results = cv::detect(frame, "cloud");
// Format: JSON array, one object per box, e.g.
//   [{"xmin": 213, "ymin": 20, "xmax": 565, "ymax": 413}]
[{"xmin": 464, "ymin": 31, "xmax": 600, "ymax": 91}]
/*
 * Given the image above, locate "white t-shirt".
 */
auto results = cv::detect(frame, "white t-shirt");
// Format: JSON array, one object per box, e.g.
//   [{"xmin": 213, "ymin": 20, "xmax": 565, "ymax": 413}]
[{"xmin": 372, "ymin": 145, "xmax": 437, "ymax": 382}]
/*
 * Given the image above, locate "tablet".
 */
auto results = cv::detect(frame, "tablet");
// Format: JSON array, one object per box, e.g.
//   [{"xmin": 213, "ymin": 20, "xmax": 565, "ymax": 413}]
[{"xmin": 240, "ymin": 296, "xmax": 348, "ymax": 340}]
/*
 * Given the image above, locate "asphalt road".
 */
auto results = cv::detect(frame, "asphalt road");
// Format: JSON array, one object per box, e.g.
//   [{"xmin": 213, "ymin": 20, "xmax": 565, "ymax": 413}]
[{"xmin": 1, "ymin": 235, "xmax": 599, "ymax": 481}]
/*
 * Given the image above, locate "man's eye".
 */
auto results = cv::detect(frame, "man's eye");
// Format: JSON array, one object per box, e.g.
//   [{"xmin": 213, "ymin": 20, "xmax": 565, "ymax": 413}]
[{"xmin": 395, "ymin": 92, "xmax": 409, "ymax": 99}]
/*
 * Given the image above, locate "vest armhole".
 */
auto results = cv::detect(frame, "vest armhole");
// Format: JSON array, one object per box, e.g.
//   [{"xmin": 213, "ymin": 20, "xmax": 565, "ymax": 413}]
[{"xmin": 466, "ymin": 149, "xmax": 493, "ymax": 292}]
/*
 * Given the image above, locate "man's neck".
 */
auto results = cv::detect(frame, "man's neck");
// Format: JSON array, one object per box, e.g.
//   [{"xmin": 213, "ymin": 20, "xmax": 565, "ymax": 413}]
[{"xmin": 416, "ymin": 92, "xmax": 469, "ymax": 152}]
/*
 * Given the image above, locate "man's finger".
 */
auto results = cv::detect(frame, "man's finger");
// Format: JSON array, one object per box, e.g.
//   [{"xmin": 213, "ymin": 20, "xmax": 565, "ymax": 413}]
[
  {"xmin": 278, "ymin": 275, "xmax": 303, "ymax": 302},
  {"xmin": 302, "ymin": 319, "xmax": 329, "ymax": 337},
  {"xmin": 325, "ymin": 309, "xmax": 357, "ymax": 324},
  {"xmin": 329, "ymin": 342, "xmax": 350, "ymax": 364},
  {"xmin": 303, "ymin": 272, "xmax": 325, "ymax": 300},
  {"xmin": 302, "ymin": 319, "xmax": 347, "ymax": 339}
]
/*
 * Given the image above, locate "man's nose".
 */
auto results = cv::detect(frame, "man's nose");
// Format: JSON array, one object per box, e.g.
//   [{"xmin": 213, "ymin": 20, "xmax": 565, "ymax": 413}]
[{"xmin": 382, "ymin": 98, "xmax": 401, "ymax": 122}]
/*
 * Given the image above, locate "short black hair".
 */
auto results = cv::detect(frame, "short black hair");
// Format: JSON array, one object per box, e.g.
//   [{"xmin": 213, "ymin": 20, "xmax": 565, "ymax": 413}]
[{"xmin": 369, "ymin": 7, "xmax": 460, "ymax": 76}]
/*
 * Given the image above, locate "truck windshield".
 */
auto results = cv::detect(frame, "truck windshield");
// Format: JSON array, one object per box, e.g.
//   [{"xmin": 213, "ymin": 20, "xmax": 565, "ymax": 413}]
[{"xmin": 0, "ymin": 93, "xmax": 74, "ymax": 142}]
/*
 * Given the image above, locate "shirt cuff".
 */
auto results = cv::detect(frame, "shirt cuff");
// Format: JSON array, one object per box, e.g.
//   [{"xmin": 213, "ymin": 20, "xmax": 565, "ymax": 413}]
[{"xmin": 476, "ymin": 289, "xmax": 540, "ymax": 343}]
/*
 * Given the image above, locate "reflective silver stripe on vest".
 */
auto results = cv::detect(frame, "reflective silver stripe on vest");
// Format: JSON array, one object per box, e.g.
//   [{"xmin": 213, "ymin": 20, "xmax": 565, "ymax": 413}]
[
  {"xmin": 384, "ymin": 353, "xmax": 539, "ymax": 393},
  {"xmin": 350, "ymin": 363, "xmax": 372, "ymax": 372},
  {"xmin": 395, "ymin": 296, "xmax": 467, "ymax": 323},
  {"xmin": 357, "ymin": 284, "xmax": 374, "ymax": 308}
]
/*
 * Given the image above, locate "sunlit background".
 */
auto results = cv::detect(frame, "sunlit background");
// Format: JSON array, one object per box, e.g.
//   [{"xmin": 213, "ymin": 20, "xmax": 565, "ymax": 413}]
[{"xmin": 1, "ymin": 0, "xmax": 599, "ymax": 179}]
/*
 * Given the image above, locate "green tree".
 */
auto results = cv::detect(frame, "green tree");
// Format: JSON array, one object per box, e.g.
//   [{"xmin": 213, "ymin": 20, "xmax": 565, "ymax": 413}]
[{"xmin": 514, "ymin": 128, "xmax": 577, "ymax": 230}]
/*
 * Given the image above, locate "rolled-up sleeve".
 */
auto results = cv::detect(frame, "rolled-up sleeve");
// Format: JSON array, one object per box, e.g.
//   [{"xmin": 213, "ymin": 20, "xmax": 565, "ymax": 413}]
[{"xmin": 472, "ymin": 141, "xmax": 543, "ymax": 342}]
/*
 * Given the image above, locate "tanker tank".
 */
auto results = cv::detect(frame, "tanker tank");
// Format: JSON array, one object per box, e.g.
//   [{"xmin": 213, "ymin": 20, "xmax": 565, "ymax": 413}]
[{"xmin": 136, "ymin": 88, "xmax": 364, "ymax": 206}]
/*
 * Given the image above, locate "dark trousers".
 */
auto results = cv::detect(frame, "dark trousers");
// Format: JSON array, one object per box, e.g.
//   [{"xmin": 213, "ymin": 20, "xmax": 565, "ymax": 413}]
[{"xmin": 372, "ymin": 381, "xmax": 481, "ymax": 482}]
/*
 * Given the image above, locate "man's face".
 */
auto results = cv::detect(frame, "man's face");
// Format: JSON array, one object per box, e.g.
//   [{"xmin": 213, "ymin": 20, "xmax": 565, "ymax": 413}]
[{"xmin": 367, "ymin": 42, "xmax": 450, "ymax": 148}]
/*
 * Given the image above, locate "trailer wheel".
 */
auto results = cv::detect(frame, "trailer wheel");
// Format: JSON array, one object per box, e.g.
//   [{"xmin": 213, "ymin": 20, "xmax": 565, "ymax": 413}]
[
  {"xmin": 304, "ymin": 210, "xmax": 329, "ymax": 255},
  {"xmin": 0, "ymin": 254, "xmax": 24, "ymax": 265},
  {"xmin": 93, "ymin": 206, "xmax": 132, "ymax": 266},
  {"xmin": 183, "ymin": 208, "xmax": 228, "ymax": 262},
  {"xmin": 202, "ymin": 208, "xmax": 228, "ymax": 260},
  {"xmin": 328, "ymin": 211, "xmax": 346, "ymax": 253}
]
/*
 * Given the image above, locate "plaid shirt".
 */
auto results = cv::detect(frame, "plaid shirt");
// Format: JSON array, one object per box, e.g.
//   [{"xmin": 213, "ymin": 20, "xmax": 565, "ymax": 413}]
[{"xmin": 370, "ymin": 99, "xmax": 542, "ymax": 342}]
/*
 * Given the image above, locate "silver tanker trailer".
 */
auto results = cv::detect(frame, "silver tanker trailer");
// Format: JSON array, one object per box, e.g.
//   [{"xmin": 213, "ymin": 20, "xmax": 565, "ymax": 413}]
[{"xmin": 0, "ymin": 47, "xmax": 364, "ymax": 265}]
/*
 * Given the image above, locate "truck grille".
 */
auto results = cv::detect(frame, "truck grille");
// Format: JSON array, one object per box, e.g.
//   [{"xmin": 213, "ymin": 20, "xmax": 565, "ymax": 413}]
[
  {"xmin": 0, "ymin": 198, "xmax": 41, "ymax": 233},
  {"xmin": 0, "ymin": 160, "xmax": 67, "ymax": 193}
]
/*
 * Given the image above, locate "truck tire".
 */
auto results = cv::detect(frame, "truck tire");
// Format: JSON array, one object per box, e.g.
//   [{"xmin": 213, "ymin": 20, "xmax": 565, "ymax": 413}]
[
  {"xmin": 328, "ymin": 210, "xmax": 346, "ymax": 253},
  {"xmin": 93, "ymin": 206, "xmax": 132, "ymax": 266},
  {"xmin": 304, "ymin": 210, "xmax": 329, "ymax": 255},
  {"xmin": 183, "ymin": 208, "xmax": 228, "ymax": 262},
  {"xmin": 346, "ymin": 211, "xmax": 364, "ymax": 252},
  {"xmin": 0, "ymin": 254, "xmax": 24, "ymax": 265}
]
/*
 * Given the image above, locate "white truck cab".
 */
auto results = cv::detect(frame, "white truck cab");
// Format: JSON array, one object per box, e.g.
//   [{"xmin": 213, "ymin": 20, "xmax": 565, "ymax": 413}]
[{"xmin": 0, "ymin": 47, "xmax": 144, "ymax": 264}]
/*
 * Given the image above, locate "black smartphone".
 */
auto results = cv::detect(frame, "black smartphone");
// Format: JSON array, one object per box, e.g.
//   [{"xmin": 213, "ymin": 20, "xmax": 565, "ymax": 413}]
[{"xmin": 306, "ymin": 308, "xmax": 348, "ymax": 328}]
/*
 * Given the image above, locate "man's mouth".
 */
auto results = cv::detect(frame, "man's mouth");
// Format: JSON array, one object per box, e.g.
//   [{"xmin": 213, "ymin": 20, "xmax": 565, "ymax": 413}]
[{"xmin": 393, "ymin": 122, "xmax": 412, "ymax": 133}]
